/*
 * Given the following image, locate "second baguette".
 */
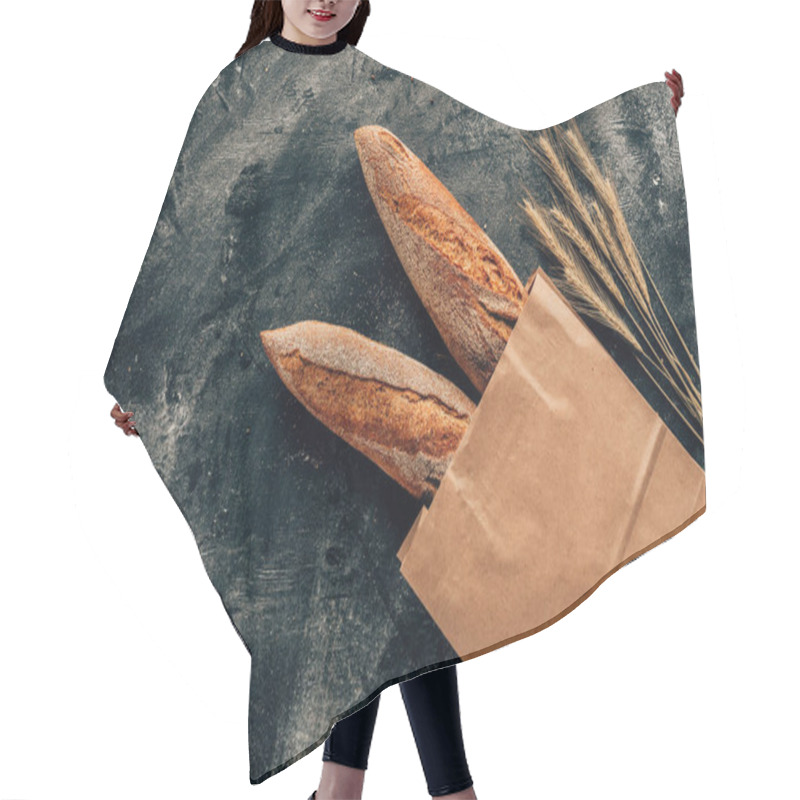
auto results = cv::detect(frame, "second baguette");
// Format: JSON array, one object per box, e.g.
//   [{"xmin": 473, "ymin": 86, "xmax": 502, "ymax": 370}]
[{"xmin": 260, "ymin": 321, "xmax": 476, "ymax": 502}]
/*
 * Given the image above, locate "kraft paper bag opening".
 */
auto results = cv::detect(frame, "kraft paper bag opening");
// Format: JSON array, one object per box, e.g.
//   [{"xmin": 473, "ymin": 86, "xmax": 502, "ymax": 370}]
[{"xmin": 397, "ymin": 267, "xmax": 706, "ymax": 659}]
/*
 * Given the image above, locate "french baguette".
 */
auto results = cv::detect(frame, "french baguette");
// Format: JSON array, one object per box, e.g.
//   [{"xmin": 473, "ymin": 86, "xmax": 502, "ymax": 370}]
[
  {"xmin": 354, "ymin": 125, "xmax": 527, "ymax": 393},
  {"xmin": 260, "ymin": 321, "xmax": 476, "ymax": 502}
]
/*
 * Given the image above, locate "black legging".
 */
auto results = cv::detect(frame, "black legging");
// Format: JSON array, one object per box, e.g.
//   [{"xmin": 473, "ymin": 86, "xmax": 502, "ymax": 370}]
[{"xmin": 323, "ymin": 664, "xmax": 473, "ymax": 797}]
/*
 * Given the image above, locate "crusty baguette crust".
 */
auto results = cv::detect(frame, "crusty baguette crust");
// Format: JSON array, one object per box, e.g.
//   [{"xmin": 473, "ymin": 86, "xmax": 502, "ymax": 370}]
[
  {"xmin": 354, "ymin": 125, "xmax": 527, "ymax": 393},
  {"xmin": 260, "ymin": 321, "xmax": 476, "ymax": 501}
]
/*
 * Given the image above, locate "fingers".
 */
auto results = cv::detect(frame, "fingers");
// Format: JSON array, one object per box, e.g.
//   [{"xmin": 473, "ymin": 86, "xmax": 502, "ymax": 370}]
[
  {"xmin": 120, "ymin": 418, "xmax": 139, "ymax": 435},
  {"xmin": 120, "ymin": 417, "xmax": 138, "ymax": 435},
  {"xmin": 665, "ymin": 68, "xmax": 684, "ymax": 97},
  {"xmin": 111, "ymin": 405, "xmax": 132, "ymax": 424},
  {"xmin": 665, "ymin": 76, "xmax": 681, "ymax": 96},
  {"xmin": 111, "ymin": 402, "xmax": 139, "ymax": 436},
  {"xmin": 664, "ymin": 68, "xmax": 684, "ymax": 116}
]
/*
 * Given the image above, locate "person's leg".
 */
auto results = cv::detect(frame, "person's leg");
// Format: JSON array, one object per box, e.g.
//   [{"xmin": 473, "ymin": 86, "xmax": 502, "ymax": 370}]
[
  {"xmin": 400, "ymin": 664, "xmax": 476, "ymax": 798},
  {"xmin": 315, "ymin": 693, "xmax": 381, "ymax": 800}
]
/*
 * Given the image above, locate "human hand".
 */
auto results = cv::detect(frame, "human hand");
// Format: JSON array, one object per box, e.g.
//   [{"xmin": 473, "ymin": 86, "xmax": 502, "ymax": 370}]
[
  {"xmin": 110, "ymin": 402, "xmax": 139, "ymax": 436},
  {"xmin": 665, "ymin": 68, "xmax": 684, "ymax": 115}
]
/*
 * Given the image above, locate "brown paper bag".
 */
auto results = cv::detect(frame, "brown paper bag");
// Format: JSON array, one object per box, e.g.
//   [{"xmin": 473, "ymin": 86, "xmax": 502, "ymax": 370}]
[{"xmin": 397, "ymin": 267, "xmax": 706, "ymax": 659}]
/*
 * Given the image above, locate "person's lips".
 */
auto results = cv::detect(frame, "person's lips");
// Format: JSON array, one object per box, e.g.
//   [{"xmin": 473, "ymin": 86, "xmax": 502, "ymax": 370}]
[{"xmin": 308, "ymin": 9, "xmax": 335, "ymax": 21}]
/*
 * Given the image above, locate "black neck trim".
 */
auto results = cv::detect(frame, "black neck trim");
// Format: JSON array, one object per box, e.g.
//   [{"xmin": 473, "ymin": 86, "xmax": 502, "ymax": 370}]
[{"xmin": 270, "ymin": 31, "xmax": 349, "ymax": 55}]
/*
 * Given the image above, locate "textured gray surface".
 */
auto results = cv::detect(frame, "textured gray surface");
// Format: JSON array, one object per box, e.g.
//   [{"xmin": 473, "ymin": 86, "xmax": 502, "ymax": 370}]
[{"xmin": 104, "ymin": 39, "xmax": 702, "ymax": 783}]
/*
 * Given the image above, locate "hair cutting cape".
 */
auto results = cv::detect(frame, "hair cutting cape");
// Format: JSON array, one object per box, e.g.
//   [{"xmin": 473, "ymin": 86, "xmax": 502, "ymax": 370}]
[{"xmin": 104, "ymin": 37, "xmax": 706, "ymax": 784}]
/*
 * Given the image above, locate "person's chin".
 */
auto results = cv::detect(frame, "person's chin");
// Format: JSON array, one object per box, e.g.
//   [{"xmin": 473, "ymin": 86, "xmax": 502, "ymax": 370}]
[
  {"xmin": 298, "ymin": 18, "xmax": 341, "ymax": 40},
  {"xmin": 297, "ymin": 27, "xmax": 334, "ymax": 41}
]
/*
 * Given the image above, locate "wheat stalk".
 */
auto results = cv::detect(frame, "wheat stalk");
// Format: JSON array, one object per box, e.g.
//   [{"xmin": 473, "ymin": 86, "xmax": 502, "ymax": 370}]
[
  {"xmin": 518, "ymin": 122, "xmax": 703, "ymax": 443},
  {"xmin": 559, "ymin": 121, "xmax": 702, "ymax": 406},
  {"xmin": 561, "ymin": 121, "xmax": 701, "ymax": 381},
  {"xmin": 588, "ymin": 198, "xmax": 702, "ymax": 420},
  {"xmin": 520, "ymin": 131, "xmax": 664, "ymax": 354},
  {"xmin": 559, "ymin": 123, "xmax": 650, "ymax": 304},
  {"xmin": 522, "ymin": 194, "xmax": 703, "ymax": 444},
  {"xmin": 520, "ymin": 195, "xmax": 640, "ymax": 351},
  {"xmin": 522, "ymin": 131, "xmax": 615, "ymax": 266}
]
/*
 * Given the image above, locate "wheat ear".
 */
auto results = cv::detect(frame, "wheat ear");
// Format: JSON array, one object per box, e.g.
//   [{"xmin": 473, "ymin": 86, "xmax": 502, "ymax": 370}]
[{"xmin": 519, "ymin": 123, "xmax": 703, "ymax": 437}]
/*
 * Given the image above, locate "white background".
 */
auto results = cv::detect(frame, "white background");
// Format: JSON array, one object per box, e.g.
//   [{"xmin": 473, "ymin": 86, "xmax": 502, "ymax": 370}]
[{"xmin": 1, "ymin": 1, "xmax": 796, "ymax": 798}]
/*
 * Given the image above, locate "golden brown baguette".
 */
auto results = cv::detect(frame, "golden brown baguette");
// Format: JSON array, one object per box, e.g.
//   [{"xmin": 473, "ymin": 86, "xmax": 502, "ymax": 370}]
[
  {"xmin": 260, "ymin": 321, "xmax": 476, "ymax": 502},
  {"xmin": 354, "ymin": 125, "xmax": 527, "ymax": 393}
]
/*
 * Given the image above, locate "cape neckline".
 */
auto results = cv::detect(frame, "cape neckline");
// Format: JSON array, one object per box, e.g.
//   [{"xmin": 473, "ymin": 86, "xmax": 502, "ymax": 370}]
[{"xmin": 270, "ymin": 31, "xmax": 349, "ymax": 55}]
